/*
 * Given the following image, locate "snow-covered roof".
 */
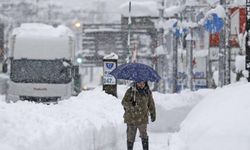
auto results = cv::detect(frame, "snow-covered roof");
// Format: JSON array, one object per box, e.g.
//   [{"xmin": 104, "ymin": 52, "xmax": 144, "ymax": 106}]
[
  {"xmin": 84, "ymin": 28, "xmax": 121, "ymax": 33},
  {"xmin": 119, "ymin": 1, "xmax": 158, "ymax": 17},
  {"xmin": 103, "ymin": 52, "xmax": 118, "ymax": 60},
  {"xmin": 199, "ymin": 4, "xmax": 226, "ymax": 26},
  {"xmin": 229, "ymin": 0, "xmax": 245, "ymax": 7},
  {"xmin": 185, "ymin": 0, "xmax": 200, "ymax": 6},
  {"xmin": 165, "ymin": 5, "xmax": 185, "ymax": 17},
  {"xmin": 206, "ymin": 4, "xmax": 226, "ymax": 19},
  {"xmin": 12, "ymin": 23, "xmax": 74, "ymax": 38},
  {"xmin": 11, "ymin": 23, "xmax": 74, "ymax": 60}
]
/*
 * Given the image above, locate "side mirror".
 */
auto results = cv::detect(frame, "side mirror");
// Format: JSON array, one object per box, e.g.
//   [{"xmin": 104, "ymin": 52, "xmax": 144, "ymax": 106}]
[{"xmin": 2, "ymin": 63, "xmax": 7, "ymax": 73}]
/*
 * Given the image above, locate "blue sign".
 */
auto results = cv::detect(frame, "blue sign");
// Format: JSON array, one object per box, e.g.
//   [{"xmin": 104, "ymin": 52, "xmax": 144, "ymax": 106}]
[
  {"xmin": 103, "ymin": 62, "xmax": 116, "ymax": 85},
  {"xmin": 203, "ymin": 13, "xmax": 224, "ymax": 33},
  {"xmin": 106, "ymin": 63, "xmax": 114, "ymax": 69}
]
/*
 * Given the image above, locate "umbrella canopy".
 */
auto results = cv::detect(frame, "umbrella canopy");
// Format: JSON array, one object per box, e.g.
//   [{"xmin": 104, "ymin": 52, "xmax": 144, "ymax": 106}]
[{"xmin": 109, "ymin": 63, "xmax": 161, "ymax": 82}]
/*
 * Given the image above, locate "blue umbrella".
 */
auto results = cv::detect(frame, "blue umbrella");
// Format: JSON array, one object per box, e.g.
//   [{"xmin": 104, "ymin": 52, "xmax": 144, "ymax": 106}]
[
  {"xmin": 109, "ymin": 63, "xmax": 161, "ymax": 82},
  {"xmin": 203, "ymin": 13, "xmax": 224, "ymax": 33}
]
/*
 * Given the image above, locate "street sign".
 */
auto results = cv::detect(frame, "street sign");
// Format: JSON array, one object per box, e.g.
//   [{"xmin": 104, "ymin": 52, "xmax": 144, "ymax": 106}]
[
  {"xmin": 103, "ymin": 61, "xmax": 116, "ymax": 85},
  {"xmin": 103, "ymin": 53, "xmax": 118, "ymax": 97}
]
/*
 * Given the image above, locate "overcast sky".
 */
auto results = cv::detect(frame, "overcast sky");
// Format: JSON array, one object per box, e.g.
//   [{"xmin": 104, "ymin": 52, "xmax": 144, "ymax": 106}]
[
  {"xmin": 53, "ymin": 0, "xmax": 156, "ymax": 11},
  {"xmin": 51, "ymin": 0, "xmax": 220, "ymax": 10}
]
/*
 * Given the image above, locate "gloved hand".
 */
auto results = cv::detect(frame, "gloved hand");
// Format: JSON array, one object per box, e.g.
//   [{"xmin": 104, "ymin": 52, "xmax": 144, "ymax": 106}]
[
  {"xmin": 132, "ymin": 101, "xmax": 136, "ymax": 106},
  {"xmin": 150, "ymin": 113, "xmax": 156, "ymax": 122}
]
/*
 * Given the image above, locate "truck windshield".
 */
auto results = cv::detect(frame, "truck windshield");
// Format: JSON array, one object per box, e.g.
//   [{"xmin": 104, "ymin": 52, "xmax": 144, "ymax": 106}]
[{"xmin": 10, "ymin": 59, "xmax": 72, "ymax": 84}]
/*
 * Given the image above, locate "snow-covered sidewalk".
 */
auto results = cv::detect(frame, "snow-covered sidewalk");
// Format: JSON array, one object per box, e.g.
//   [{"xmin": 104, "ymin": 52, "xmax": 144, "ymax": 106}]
[{"xmin": 133, "ymin": 132, "xmax": 171, "ymax": 150}]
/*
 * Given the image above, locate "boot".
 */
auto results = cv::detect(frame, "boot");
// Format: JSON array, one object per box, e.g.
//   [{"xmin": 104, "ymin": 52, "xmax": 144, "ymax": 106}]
[
  {"xmin": 127, "ymin": 141, "xmax": 134, "ymax": 150},
  {"xmin": 142, "ymin": 138, "xmax": 148, "ymax": 150}
]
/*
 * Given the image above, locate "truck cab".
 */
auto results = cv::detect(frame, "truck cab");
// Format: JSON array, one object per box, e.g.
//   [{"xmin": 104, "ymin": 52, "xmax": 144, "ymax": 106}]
[{"xmin": 5, "ymin": 23, "xmax": 77, "ymax": 103}]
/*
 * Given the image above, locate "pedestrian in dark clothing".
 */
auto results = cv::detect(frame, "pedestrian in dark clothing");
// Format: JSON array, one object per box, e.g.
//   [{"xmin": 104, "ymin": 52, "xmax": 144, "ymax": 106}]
[{"xmin": 122, "ymin": 81, "xmax": 156, "ymax": 150}]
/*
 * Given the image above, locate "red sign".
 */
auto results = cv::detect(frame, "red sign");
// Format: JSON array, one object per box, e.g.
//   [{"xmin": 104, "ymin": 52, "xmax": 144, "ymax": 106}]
[{"xmin": 209, "ymin": 7, "xmax": 246, "ymax": 47}]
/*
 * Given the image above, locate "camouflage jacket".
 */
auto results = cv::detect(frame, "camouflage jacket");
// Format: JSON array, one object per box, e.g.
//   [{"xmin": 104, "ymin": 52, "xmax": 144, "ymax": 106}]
[{"xmin": 122, "ymin": 86, "xmax": 156, "ymax": 125}]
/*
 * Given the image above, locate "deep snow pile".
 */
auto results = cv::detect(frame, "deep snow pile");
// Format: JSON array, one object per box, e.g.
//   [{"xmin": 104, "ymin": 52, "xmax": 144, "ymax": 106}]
[
  {"xmin": 169, "ymin": 81, "xmax": 250, "ymax": 150},
  {"xmin": 0, "ymin": 88, "xmax": 125, "ymax": 150}
]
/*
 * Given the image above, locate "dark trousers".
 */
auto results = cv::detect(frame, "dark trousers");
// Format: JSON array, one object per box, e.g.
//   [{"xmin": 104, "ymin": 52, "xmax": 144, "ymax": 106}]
[{"xmin": 127, "ymin": 124, "xmax": 148, "ymax": 142}]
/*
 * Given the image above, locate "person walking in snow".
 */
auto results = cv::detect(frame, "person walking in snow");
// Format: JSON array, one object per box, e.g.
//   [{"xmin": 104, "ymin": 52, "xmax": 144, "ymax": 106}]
[{"xmin": 122, "ymin": 81, "xmax": 156, "ymax": 150}]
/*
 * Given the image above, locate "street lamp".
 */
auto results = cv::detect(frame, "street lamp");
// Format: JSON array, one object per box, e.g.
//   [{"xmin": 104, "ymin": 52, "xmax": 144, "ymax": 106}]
[
  {"xmin": 76, "ymin": 57, "xmax": 83, "ymax": 64},
  {"xmin": 73, "ymin": 20, "xmax": 82, "ymax": 53},
  {"xmin": 74, "ymin": 22, "xmax": 81, "ymax": 28}
]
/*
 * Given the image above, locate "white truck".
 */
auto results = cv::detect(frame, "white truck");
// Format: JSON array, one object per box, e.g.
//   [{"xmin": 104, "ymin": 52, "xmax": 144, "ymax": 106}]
[{"xmin": 4, "ymin": 23, "xmax": 78, "ymax": 103}]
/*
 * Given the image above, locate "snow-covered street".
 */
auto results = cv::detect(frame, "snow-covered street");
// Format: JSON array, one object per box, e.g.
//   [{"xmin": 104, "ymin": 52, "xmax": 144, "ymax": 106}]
[{"xmin": 0, "ymin": 85, "xmax": 211, "ymax": 150}]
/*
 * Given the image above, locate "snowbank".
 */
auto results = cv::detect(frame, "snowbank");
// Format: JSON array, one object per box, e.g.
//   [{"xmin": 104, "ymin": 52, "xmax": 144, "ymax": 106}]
[
  {"xmin": 0, "ymin": 88, "xmax": 125, "ymax": 150},
  {"xmin": 169, "ymin": 82, "xmax": 250, "ymax": 150}
]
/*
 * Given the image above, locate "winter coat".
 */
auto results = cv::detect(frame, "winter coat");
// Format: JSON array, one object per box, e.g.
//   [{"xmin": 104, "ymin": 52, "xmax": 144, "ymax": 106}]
[{"xmin": 122, "ymin": 86, "xmax": 156, "ymax": 125}]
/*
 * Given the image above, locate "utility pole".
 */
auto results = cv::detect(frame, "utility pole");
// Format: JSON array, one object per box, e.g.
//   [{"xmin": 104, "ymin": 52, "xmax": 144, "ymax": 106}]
[
  {"xmin": 48, "ymin": 0, "xmax": 52, "ymax": 24},
  {"xmin": 186, "ymin": 6, "xmax": 195, "ymax": 90},
  {"xmin": 156, "ymin": 0, "xmax": 165, "ymax": 92},
  {"xmin": 126, "ymin": 1, "xmax": 132, "ymax": 63},
  {"xmin": 186, "ymin": 29, "xmax": 194, "ymax": 90},
  {"xmin": 225, "ymin": 7, "xmax": 231, "ymax": 85},
  {"xmin": 172, "ymin": 14, "xmax": 178, "ymax": 93},
  {"xmin": 172, "ymin": 33, "xmax": 178, "ymax": 93},
  {"xmin": 246, "ymin": 0, "xmax": 250, "ymax": 81},
  {"xmin": 166, "ymin": 30, "xmax": 178, "ymax": 93},
  {"xmin": 218, "ymin": 0, "xmax": 225, "ymax": 87},
  {"xmin": 158, "ymin": 0, "xmax": 165, "ymax": 45},
  {"xmin": 35, "ymin": 0, "xmax": 39, "ymax": 20}
]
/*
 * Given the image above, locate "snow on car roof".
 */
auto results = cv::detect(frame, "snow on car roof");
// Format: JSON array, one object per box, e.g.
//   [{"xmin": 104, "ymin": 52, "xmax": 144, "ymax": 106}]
[{"xmin": 12, "ymin": 23, "xmax": 74, "ymax": 38}]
